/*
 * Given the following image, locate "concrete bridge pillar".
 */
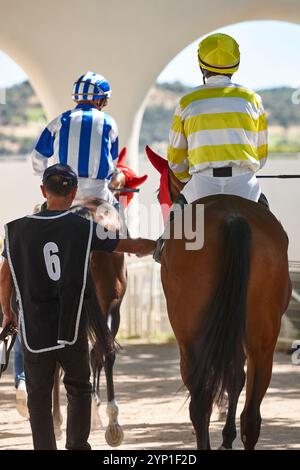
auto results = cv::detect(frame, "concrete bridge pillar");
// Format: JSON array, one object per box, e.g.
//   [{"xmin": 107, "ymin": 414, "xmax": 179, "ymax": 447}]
[{"xmin": 0, "ymin": 0, "xmax": 299, "ymax": 169}]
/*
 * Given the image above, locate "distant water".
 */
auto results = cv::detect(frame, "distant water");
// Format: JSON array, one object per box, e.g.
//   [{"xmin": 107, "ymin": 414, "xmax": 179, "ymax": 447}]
[
  {"xmin": 0, "ymin": 156, "xmax": 42, "ymax": 235},
  {"xmin": 1, "ymin": 154, "xmax": 300, "ymax": 260}
]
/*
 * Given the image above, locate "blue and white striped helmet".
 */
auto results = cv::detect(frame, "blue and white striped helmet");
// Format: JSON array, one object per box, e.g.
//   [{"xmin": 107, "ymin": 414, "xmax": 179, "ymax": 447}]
[{"xmin": 72, "ymin": 71, "xmax": 112, "ymax": 101}]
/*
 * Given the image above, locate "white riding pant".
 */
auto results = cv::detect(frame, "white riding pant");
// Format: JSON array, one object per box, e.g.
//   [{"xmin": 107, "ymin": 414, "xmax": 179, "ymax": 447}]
[
  {"xmin": 76, "ymin": 178, "xmax": 118, "ymax": 206},
  {"xmin": 181, "ymin": 170, "xmax": 261, "ymax": 204}
]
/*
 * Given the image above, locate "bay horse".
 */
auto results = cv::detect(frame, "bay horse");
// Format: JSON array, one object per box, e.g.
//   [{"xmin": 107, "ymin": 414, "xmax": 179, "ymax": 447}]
[
  {"xmin": 51, "ymin": 148, "xmax": 147, "ymax": 446},
  {"xmin": 146, "ymin": 146, "xmax": 292, "ymax": 450}
]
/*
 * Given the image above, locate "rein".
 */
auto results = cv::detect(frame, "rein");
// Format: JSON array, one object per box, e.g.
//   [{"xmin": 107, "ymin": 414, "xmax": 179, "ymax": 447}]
[{"xmin": 109, "ymin": 188, "xmax": 140, "ymax": 193}]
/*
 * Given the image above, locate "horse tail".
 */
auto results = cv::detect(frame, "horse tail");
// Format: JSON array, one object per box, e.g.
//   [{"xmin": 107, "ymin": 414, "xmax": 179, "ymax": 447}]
[{"xmin": 189, "ymin": 213, "xmax": 251, "ymax": 407}]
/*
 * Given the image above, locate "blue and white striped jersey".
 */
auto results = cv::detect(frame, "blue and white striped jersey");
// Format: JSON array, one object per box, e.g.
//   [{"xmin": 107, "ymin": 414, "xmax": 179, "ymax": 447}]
[{"xmin": 32, "ymin": 103, "xmax": 119, "ymax": 180}]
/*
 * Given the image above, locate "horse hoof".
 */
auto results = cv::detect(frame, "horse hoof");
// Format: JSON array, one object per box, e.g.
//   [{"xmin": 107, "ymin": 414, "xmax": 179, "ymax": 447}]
[
  {"xmin": 105, "ymin": 424, "xmax": 124, "ymax": 447},
  {"xmin": 217, "ymin": 445, "xmax": 232, "ymax": 450}
]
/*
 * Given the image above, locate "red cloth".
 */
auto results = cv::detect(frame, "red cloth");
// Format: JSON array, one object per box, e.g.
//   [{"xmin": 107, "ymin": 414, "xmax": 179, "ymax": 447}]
[
  {"xmin": 116, "ymin": 148, "xmax": 148, "ymax": 208},
  {"xmin": 159, "ymin": 167, "xmax": 172, "ymax": 223},
  {"xmin": 145, "ymin": 146, "xmax": 172, "ymax": 224}
]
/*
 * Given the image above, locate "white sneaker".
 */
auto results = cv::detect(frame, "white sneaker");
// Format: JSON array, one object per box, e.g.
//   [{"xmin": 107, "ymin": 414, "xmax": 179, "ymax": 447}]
[{"xmin": 16, "ymin": 380, "xmax": 29, "ymax": 419}]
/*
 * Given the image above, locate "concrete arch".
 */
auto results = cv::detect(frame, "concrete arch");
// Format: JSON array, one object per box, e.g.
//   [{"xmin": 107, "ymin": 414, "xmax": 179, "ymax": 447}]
[{"xmin": 0, "ymin": 0, "xmax": 299, "ymax": 168}]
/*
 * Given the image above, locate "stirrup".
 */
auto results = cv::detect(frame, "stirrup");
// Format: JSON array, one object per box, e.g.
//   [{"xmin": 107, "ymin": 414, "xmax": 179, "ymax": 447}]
[{"xmin": 153, "ymin": 238, "xmax": 165, "ymax": 264}]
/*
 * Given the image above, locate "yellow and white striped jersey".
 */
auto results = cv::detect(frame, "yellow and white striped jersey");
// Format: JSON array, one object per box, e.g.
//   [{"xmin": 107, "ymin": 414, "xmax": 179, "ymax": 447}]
[{"xmin": 168, "ymin": 75, "xmax": 268, "ymax": 182}]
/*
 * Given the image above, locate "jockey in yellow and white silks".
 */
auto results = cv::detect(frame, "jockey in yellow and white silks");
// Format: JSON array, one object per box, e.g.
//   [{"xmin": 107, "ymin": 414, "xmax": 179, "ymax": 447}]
[
  {"xmin": 167, "ymin": 33, "xmax": 268, "ymax": 204},
  {"xmin": 152, "ymin": 33, "xmax": 269, "ymax": 263}
]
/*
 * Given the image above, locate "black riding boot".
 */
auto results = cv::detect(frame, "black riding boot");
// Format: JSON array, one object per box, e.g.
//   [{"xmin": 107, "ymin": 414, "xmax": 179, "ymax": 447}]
[
  {"xmin": 258, "ymin": 192, "xmax": 270, "ymax": 209},
  {"xmin": 153, "ymin": 194, "xmax": 187, "ymax": 264}
]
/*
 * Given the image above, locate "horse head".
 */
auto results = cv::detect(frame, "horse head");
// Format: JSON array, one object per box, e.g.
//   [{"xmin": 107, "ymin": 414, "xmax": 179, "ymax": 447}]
[
  {"xmin": 110, "ymin": 148, "xmax": 148, "ymax": 208},
  {"xmin": 145, "ymin": 145, "xmax": 184, "ymax": 223},
  {"xmin": 73, "ymin": 196, "xmax": 122, "ymax": 232}
]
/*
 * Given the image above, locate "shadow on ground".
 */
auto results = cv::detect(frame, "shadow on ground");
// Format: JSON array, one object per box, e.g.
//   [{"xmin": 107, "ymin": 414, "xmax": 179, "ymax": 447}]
[{"xmin": 0, "ymin": 342, "xmax": 299, "ymax": 449}]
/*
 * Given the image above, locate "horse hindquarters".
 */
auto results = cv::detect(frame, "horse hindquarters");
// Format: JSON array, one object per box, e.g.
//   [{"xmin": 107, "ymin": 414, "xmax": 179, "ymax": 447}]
[{"xmin": 188, "ymin": 214, "xmax": 251, "ymax": 449}]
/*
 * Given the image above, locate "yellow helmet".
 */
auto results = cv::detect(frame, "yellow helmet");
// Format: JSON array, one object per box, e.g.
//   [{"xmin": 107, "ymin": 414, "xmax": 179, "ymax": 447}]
[{"xmin": 198, "ymin": 33, "xmax": 240, "ymax": 75}]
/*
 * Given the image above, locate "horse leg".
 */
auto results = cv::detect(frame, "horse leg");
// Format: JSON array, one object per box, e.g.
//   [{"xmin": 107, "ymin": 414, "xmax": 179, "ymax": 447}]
[
  {"xmin": 219, "ymin": 368, "xmax": 246, "ymax": 449},
  {"xmin": 215, "ymin": 397, "xmax": 228, "ymax": 422},
  {"xmin": 90, "ymin": 346, "xmax": 103, "ymax": 430},
  {"xmin": 180, "ymin": 349, "xmax": 212, "ymax": 450},
  {"xmin": 240, "ymin": 351, "xmax": 274, "ymax": 450},
  {"xmin": 90, "ymin": 250, "xmax": 126, "ymax": 446},
  {"xmin": 104, "ymin": 306, "xmax": 124, "ymax": 447},
  {"xmin": 52, "ymin": 363, "xmax": 63, "ymax": 439},
  {"xmin": 90, "ymin": 344, "xmax": 103, "ymax": 406},
  {"xmin": 189, "ymin": 394, "xmax": 213, "ymax": 450},
  {"xmin": 94, "ymin": 363, "xmax": 102, "ymax": 406}
]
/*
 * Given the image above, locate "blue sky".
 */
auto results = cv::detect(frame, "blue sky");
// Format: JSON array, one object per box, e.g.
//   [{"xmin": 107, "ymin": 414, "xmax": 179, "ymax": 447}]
[
  {"xmin": 158, "ymin": 20, "xmax": 300, "ymax": 90},
  {"xmin": 0, "ymin": 51, "xmax": 27, "ymax": 88},
  {"xmin": 0, "ymin": 21, "xmax": 300, "ymax": 91}
]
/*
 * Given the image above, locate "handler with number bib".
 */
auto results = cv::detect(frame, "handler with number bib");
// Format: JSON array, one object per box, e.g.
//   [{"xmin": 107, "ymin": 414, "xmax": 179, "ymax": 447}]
[{"xmin": 0, "ymin": 164, "xmax": 155, "ymax": 450}]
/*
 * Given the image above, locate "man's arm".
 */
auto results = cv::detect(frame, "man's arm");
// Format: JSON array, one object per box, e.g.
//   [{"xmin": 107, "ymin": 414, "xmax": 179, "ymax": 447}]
[
  {"xmin": 109, "ymin": 117, "xmax": 119, "ymax": 164},
  {"xmin": 257, "ymin": 101, "xmax": 268, "ymax": 169},
  {"xmin": 32, "ymin": 149, "xmax": 48, "ymax": 175},
  {"xmin": 168, "ymin": 103, "xmax": 190, "ymax": 183},
  {"xmin": 91, "ymin": 222, "xmax": 156, "ymax": 257},
  {"xmin": 31, "ymin": 117, "xmax": 59, "ymax": 175},
  {"xmin": 114, "ymin": 238, "xmax": 156, "ymax": 257},
  {"xmin": 0, "ymin": 259, "xmax": 17, "ymax": 328}
]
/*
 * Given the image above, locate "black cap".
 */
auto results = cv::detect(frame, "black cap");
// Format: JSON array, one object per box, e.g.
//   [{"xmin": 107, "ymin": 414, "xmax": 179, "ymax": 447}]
[{"xmin": 42, "ymin": 164, "xmax": 78, "ymax": 187}]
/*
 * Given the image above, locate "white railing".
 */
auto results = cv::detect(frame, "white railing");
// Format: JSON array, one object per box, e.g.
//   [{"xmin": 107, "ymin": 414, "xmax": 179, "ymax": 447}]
[
  {"xmin": 119, "ymin": 256, "xmax": 171, "ymax": 339},
  {"xmin": 292, "ymin": 289, "xmax": 300, "ymax": 303},
  {"xmin": 119, "ymin": 258, "xmax": 300, "ymax": 341}
]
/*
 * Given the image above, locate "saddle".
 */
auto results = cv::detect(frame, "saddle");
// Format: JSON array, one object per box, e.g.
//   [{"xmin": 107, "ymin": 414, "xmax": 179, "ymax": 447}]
[{"xmin": 0, "ymin": 322, "xmax": 18, "ymax": 379}]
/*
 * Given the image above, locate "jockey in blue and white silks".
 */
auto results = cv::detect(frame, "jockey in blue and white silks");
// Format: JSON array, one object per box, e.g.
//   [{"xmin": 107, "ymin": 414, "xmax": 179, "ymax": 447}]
[{"xmin": 31, "ymin": 72, "xmax": 119, "ymax": 205}]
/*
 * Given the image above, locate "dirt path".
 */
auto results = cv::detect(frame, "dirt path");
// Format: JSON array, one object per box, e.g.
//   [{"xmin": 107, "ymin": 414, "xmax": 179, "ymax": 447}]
[{"xmin": 0, "ymin": 342, "xmax": 299, "ymax": 450}]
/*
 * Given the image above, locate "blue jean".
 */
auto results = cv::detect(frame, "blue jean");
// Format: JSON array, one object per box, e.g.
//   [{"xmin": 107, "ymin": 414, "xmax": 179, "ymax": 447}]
[{"xmin": 14, "ymin": 335, "xmax": 25, "ymax": 387}]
